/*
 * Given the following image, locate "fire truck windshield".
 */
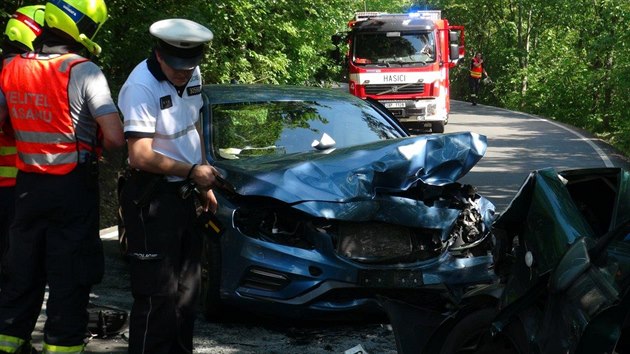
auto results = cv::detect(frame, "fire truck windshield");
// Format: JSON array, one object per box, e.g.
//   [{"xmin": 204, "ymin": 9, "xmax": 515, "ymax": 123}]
[{"xmin": 352, "ymin": 32, "xmax": 436, "ymax": 67}]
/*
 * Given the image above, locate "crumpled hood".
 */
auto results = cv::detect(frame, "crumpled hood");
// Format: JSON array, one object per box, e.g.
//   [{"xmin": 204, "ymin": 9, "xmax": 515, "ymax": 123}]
[{"xmin": 215, "ymin": 131, "xmax": 487, "ymax": 204}]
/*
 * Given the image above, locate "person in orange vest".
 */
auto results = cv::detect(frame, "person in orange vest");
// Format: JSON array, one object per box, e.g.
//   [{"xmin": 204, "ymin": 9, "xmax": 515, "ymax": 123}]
[
  {"xmin": 469, "ymin": 51, "xmax": 489, "ymax": 106},
  {"xmin": 0, "ymin": 0, "xmax": 124, "ymax": 353},
  {"xmin": 0, "ymin": 5, "xmax": 45, "ymax": 283}
]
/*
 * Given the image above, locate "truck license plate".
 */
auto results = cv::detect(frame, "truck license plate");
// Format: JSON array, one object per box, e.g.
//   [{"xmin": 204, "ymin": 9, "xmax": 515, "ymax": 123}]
[{"xmin": 384, "ymin": 102, "xmax": 406, "ymax": 108}]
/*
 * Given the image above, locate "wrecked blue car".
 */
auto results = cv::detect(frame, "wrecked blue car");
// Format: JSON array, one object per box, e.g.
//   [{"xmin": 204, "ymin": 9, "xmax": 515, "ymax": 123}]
[{"xmin": 198, "ymin": 85, "xmax": 497, "ymax": 319}]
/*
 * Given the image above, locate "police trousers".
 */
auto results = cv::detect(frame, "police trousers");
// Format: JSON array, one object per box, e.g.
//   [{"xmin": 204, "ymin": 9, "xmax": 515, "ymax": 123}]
[
  {"xmin": 120, "ymin": 172, "xmax": 202, "ymax": 354},
  {"xmin": 0, "ymin": 164, "xmax": 102, "ymax": 347}
]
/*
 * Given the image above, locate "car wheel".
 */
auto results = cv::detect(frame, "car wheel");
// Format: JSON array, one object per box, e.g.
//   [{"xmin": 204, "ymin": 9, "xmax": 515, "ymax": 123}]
[
  {"xmin": 438, "ymin": 307, "xmax": 522, "ymax": 354},
  {"xmin": 200, "ymin": 234, "xmax": 224, "ymax": 321},
  {"xmin": 432, "ymin": 122, "xmax": 445, "ymax": 133}
]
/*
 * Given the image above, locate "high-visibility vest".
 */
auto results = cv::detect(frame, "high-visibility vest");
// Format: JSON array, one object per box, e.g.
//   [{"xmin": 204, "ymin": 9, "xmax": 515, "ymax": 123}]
[
  {"xmin": 0, "ymin": 53, "xmax": 90, "ymax": 175},
  {"xmin": 470, "ymin": 57, "xmax": 483, "ymax": 79},
  {"xmin": 0, "ymin": 120, "xmax": 17, "ymax": 187}
]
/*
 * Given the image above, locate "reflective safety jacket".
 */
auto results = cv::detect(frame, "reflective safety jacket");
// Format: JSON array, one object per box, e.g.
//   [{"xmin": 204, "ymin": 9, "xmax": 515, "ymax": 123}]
[
  {"xmin": 0, "ymin": 120, "xmax": 17, "ymax": 187},
  {"xmin": 470, "ymin": 57, "xmax": 483, "ymax": 79},
  {"xmin": 0, "ymin": 53, "xmax": 89, "ymax": 174}
]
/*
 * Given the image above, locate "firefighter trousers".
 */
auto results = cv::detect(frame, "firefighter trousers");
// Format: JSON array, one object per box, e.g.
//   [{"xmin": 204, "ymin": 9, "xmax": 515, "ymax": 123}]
[
  {"xmin": 0, "ymin": 186, "xmax": 15, "ymax": 276},
  {"xmin": 469, "ymin": 77, "xmax": 481, "ymax": 104},
  {"xmin": 120, "ymin": 172, "xmax": 202, "ymax": 354},
  {"xmin": 0, "ymin": 164, "xmax": 103, "ymax": 349}
]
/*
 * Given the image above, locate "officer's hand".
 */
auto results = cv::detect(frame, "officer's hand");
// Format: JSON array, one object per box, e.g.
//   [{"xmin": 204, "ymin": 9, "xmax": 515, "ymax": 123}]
[
  {"xmin": 190, "ymin": 164, "xmax": 221, "ymax": 189},
  {"xmin": 199, "ymin": 188, "xmax": 218, "ymax": 213}
]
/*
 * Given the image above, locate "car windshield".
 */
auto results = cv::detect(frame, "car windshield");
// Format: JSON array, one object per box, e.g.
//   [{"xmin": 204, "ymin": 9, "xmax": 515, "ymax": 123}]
[
  {"xmin": 352, "ymin": 32, "xmax": 436, "ymax": 67},
  {"xmin": 210, "ymin": 99, "xmax": 404, "ymax": 160}
]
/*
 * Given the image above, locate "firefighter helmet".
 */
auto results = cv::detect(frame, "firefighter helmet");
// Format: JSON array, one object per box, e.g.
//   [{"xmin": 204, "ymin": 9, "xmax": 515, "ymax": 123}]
[
  {"xmin": 4, "ymin": 5, "xmax": 46, "ymax": 51},
  {"xmin": 44, "ymin": 0, "xmax": 108, "ymax": 56}
]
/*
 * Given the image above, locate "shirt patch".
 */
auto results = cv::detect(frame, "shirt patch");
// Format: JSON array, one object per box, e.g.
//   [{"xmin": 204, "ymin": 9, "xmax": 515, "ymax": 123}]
[
  {"xmin": 160, "ymin": 95, "xmax": 173, "ymax": 110},
  {"xmin": 187, "ymin": 85, "xmax": 202, "ymax": 96}
]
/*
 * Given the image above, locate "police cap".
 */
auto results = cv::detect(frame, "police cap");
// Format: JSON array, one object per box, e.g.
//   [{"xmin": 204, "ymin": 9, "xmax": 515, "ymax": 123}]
[{"xmin": 150, "ymin": 18, "xmax": 213, "ymax": 70}]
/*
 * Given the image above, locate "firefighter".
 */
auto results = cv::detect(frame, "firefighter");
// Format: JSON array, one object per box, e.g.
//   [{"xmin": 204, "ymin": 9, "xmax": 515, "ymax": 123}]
[
  {"xmin": 0, "ymin": 0, "xmax": 124, "ymax": 352},
  {"xmin": 469, "ymin": 51, "xmax": 489, "ymax": 106},
  {"xmin": 117, "ymin": 18, "xmax": 221, "ymax": 354},
  {"xmin": 0, "ymin": 5, "xmax": 45, "ymax": 282}
]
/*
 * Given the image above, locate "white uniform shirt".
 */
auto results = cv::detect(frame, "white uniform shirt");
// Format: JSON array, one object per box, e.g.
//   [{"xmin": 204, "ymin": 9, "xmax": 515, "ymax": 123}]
[{"xmin": 118, "ymin": 57, "xmax": 203, "ymax": 182}]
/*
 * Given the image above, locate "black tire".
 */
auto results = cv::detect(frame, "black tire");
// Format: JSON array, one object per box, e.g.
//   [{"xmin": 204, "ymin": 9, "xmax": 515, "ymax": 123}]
[
  {"xmin": 439, "ymin": 307, "xmax": 498, "ymax": 354},
  {"xmin": 432, "ymin": 122, "xmax": 445, "ymax": 133},
  {"xmin": 440, "ymin": 307, "xmax": 528, "ymax": 354},
  {"xmin": 200, "ymin": 234, "xmax": 224, "ymax": 321}
]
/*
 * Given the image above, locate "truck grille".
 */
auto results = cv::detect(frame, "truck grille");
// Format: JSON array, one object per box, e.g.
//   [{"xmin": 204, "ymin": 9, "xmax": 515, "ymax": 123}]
[{"xmin": 365, "ymin": 84, "xmax": 424, "ymax": 95}]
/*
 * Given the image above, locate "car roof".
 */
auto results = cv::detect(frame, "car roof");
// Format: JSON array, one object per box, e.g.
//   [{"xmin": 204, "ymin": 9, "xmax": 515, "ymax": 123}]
[{"xmin": 202, "ymin": 84, "xmax": 361, "ymax": 105}]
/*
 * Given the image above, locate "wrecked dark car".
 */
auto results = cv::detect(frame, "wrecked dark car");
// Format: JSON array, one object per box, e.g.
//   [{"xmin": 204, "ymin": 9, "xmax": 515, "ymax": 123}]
[
  {"xmin": 197, "ymin": 84, "xmax": 497, "ymax": 320},
  {"xmin": 386, "ymin": 167, "xmax": 630, "ymax": 353}
]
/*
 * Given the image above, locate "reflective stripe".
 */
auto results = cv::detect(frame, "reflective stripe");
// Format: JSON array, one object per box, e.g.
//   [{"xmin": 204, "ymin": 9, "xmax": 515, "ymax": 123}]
[
  {"xmin": 470, "ymin": 70, "xmax": 482, "ymax": 78},
  {"xmin": 0, "ymin": 166, "xmax": 18, "ymax": 178},
  {"xmin": 0, "ymin": 146, "xmax": 17, "ymax": 155},
  {"xmin": 19, "ymin": 150, "xmax": 78, "ymax": 165},
  {"xmin": 154, "ymin": 124, "xmax": 196, "ymax": 140},
  {"xmin": 43, "ymin": 342, "xmax": 85, "ymax": 353},
  {"xmin": 0, "ymin": 334, "xmax": 26, "ymax": 353},
  {"xmin": 14, "ymin": 130, "xmax": 76, "ymax": 144},
  {"xmin": 58, "ymin": 54, "xmax": 84, "ymax": 73}
]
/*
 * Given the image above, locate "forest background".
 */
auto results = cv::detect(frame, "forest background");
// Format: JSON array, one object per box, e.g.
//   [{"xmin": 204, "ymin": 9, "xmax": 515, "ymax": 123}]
[{"xmin": 1, "ymin": 0, "xmax": 629, "ymax": 228}]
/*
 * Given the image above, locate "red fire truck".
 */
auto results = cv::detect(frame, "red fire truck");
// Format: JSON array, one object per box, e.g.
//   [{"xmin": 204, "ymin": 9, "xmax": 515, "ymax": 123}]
[{"xmin": 335, "ymin": 11, "xmax": 464, "ymax": 133}]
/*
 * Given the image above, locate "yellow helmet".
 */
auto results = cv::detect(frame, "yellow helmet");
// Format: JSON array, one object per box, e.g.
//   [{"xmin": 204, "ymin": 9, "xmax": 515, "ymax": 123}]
[
  {"xmin": 44, "ymin": 0, "xmax": 108, "ymax": 56},
  {"xmin": 4, "ymin": 5, "xmax": 46, "ymax": 51}
]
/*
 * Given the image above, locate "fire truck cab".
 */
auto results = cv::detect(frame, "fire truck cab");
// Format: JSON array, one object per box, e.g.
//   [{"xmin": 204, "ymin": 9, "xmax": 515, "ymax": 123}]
[{"xmin": 335, "ymin": 11, "xmax": 464, "ymax": 133}]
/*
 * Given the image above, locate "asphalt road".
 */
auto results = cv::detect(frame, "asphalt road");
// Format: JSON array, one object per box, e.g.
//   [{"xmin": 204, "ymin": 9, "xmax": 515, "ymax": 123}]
[{"xmin": 31, "ymin": 100, "xmax": 629, "ymax": 353}]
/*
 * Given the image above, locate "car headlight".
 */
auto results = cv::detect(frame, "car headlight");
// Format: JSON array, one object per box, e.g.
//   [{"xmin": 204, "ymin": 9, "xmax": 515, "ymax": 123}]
[{"xmin": 233, "ymin": 204, "xmax": 315, "ymax": 249}]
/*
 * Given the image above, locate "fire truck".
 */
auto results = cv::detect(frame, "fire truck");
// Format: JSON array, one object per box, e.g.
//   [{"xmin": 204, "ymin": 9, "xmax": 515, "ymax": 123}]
[{"xmin": 334, "ymin": 11, "xmax": 464, "ymax": 133}]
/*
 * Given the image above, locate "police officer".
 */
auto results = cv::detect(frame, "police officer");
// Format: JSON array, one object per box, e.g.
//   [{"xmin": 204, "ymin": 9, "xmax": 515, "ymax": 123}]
[
  {"xmin": 0, "ymin": 0, "xmax": 124, "ymax": 352},
  {"xmin": 117, "ymin": 19, "xmax": 221, "ymax": 354},
  {"xmin": 0, "ymin": 4, "xmax": 45, "ymax": 281}
]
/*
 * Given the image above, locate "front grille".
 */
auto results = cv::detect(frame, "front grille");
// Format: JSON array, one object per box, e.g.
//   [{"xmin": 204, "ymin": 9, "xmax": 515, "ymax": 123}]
[
  {"xmin": 334, "ymin": 221, "xmax": 441, "ymax": 264},
  {"xmin": 239, "ymin": 266, "xmax": 290, "ymax": 291},
  {"xmin": 365, "ymin": 84, "xmax": 424, "ymax": 95}
]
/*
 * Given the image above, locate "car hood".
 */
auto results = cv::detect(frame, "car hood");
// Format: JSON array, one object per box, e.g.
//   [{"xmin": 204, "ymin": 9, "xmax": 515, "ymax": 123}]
[{"xmin": 214, "ymin": 131, "xmax": 487, "ymax": 205}]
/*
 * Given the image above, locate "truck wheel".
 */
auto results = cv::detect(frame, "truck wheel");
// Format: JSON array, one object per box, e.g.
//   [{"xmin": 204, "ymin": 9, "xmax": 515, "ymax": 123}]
[{"xmin": 432, "ymin": 122, "xmax": 445, "ymax": 133}]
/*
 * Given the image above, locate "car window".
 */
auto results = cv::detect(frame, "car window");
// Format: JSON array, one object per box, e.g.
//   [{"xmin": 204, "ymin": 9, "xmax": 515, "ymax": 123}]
[{"xmin": 210, "ymin": 99, "xmax": 404, "ymax": 160}]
